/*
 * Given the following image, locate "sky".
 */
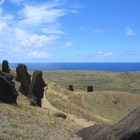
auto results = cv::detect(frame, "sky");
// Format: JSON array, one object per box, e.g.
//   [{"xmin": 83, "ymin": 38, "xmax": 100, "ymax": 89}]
[{"xmin": 0, "ymin": 0, "xmax": 140, "ymax": 62}]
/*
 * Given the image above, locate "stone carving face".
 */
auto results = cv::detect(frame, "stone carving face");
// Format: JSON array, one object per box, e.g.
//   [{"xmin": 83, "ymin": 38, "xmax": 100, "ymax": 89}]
[
  {"xmin": 16, "ymin": 64, "xmax": 31, "ymax": 96},
  {"xmin": 31, "ymin": 70, "xmax": 46, "ymax": 107}
]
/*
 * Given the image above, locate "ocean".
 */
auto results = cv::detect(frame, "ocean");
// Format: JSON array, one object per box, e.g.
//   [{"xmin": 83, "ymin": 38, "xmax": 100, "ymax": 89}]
[{"xmin": 9, "ymin": 63, "xmax": 140, "ymax": 72}]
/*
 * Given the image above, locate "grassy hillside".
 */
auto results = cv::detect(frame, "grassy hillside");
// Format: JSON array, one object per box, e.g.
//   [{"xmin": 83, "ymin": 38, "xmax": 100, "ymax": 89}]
[
  {"xmin": 9, "ymin": 70, "xmax": 140, "ymax": 124},
  {"xmin": 1, "ymin": 70, "xmax": 140, "ymax": 139},
  {"xmin": 45, "ymin": 79, "xmax": 140, "ymax": 123},
  {"xmin": 0, "ymin": 94, "xmax": 80, "ymax": 140},
  {"xmin": 43, "ymin": 70, "xmax": 140, "ymax": 94}
]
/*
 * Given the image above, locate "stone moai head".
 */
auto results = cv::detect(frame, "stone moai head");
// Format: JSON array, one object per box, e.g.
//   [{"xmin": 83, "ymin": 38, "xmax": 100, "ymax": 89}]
[
  {"xmin": 2, "ymin": 60, "xmax": 10, "ymax": 73},
  {"xmin": 68, "ymin": 85, "xmax": 74, "ymax": 91},
  {"xmin": 31, "ymin": 70, "xmax": 46, "ymax": 107},
  {"xmin": 16, "ymin": 64, "xmax": 31, "ymax": 96},
  {"xmin": 87, "ymin": 86, "xmax": 93, "ymax": 92}
]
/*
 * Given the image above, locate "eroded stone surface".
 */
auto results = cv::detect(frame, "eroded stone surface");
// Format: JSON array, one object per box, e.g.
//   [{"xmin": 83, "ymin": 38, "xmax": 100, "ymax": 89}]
[{"xmin": 0, "ymin": 72, "xmax": 18, "ymax": 104}]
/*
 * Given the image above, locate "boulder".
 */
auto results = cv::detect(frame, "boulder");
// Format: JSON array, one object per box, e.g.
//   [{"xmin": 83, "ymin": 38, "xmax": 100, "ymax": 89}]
[
  {"xmin": 30, "ymin": 70, "xmax": 46, "ymax": 107},
  {"xmin": 15, "ymin": 64, "xmax": 31, "ymax": 96},
  {"xmin": 68, "ymin": 85, "xmax": 74, "ymax": 91},
  {"xmin": 2, "ymin": 60, "xmax": 10, "ymax": 73},
  {"xmin": 87, "ymin": 86, "xmax": 93, "ymax": 92},
  {"xmin": 0, "ymin": 73, "xmax": 18, "ymax": 104},
  {"xmin": 78, "ymin": 106, "xmax": 140, "ymax": 140},
  {"xmin": 53, "ymin": 112, "xmax": 67, "ymax": 119}
]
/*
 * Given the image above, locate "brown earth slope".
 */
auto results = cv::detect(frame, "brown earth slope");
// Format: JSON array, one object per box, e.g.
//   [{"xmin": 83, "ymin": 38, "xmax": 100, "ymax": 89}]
[{"xmin": 45, "ymin": 79, "xmax": 140, "ymax": 123}]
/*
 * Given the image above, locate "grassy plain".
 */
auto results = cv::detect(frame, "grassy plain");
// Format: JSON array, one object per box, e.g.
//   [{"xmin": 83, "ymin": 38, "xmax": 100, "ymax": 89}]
[
  {"xmin": 43, "ymin": 70, "xmax": 140, "ymax": 94},
  {"xmin": 43, "ymin": 70, "xmax": 140, "ymax": 123}
]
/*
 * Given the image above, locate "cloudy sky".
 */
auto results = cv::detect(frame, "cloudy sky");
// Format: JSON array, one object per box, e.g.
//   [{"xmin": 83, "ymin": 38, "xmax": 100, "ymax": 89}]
[{"xmin": 0, "ymin": 0, "xmax": 140, "ymax": 62}]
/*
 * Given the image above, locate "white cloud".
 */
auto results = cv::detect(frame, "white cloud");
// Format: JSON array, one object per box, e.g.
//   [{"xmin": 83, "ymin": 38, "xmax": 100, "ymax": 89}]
[
  {"xmin": 43, "ymin": 28, "xmax": 65, "ymax": 35},
  {"xmin": 0, "ymin": 0, "xmax": 78, "ymax": 61},
  {"xmin": 65, "ymin": 41, "xmax": 73, "ymax": 48},
  {"xmin": 0, "ymin": 0, "xmax": 5, "ymax": 5},
  {"xmin": 80, "ymin": 26, "xmax": 84, "ymax": 31},
  {"xmin": 10, "ymin": 0, "xmax": 26, "ymax": 4},
  {"xmin": 96, "ymin": 51, "xmax": 114, "ymax": 57},
  {"xmin": 125, "ymin": 26, "xmax": 136, "ymax": 36},
  {"xmin": 93, "ymin": 28, "xmax": 104, "ymax": 33},
  {"xmin": 18, "ymin": 4, "xmax": 66, "ymax": 25},
  {"xmin": 28, "ymin": 51, "xmax": 49, "ymax": 58},
  {"xmin": 73, "ymin": 51, "xmax": 116, "ymax": 60},
  {"xmin": 14, "ymin": 28, "xmax": 60, "ymax": 48},
  {"xmin": 0, "ymin": 21, "xmax": 7, "ymax": 31},
  {"xmin": 42, "ymin": 23, "xmax": 65, "ymax": 35},
  {"xmin": 0, "ymin": 48, "xmax": 3, "ymax": 52}
]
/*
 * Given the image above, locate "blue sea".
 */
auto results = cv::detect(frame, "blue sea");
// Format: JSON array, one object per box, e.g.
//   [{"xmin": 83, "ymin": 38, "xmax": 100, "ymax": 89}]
[{"xmin": 9, "ymin": 63, "xmax": 140, "ymax": 72}]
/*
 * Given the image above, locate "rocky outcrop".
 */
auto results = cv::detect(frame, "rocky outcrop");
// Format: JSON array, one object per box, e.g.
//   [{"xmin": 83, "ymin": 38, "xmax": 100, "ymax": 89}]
[
  {"xmin": 2, "ymin": 60, "xmax": 10, "ymax": 73},
  {"xmin": 0, "ymin": 72, "xmax": 18, "ymax": 104},
  {"xmin": 30, "ymin": 70, "xmax": 46, "ymax": 107},
  {"xmin": 15, "ymin": 64, "xmax": 31, "ymax": 96},
  {"xmin": 78, "ymin": 106, "xmax": 140, "ymax": 140}
]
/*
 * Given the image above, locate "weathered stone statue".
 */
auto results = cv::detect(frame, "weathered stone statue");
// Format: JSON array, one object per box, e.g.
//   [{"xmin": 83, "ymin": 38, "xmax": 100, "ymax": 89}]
[
  {"xmin": 15, "ymin": 65, "xmax": 20, "ymax": 82},
  {"xmin": 68, "ymin": 85, "xmax": 74, "ymax": 91},
  {"xmin": 0, "ymin": 71, "xmax": 14, "ymax": 82},
  {"xmin": 0, "ymin": 71, "xmax": 18, "ymax": 104},
  {"xmin": 78, "ymin": 106, "xmax": 140, "ymax": 140},
  {"xmin": 30, "ymin": 70, "xmax": 46, "ymax": 107},
  {"xmin": 2, "ymin": 60, "xmax": 10, "ymax": 73},
  {"xmin": 15, "ymin": 64, "xmax": 31, "ymax": 96},
  {"xmin": 87, "ymin": 86, "xmax": 93, "ymax": 92}
]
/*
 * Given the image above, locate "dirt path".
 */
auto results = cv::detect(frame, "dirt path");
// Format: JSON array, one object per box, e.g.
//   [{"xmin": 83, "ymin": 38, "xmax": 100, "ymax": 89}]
[
  {"xmin": 42, "ymin": 91, "xmax": 67, "ymax": 116},
  {"xmin": 42, "ymin": 80, "xmax": 113, "ymax": 126},
  {"xmin": 42, "ymin": 87, "xmax": 95, "ymax": 128}
]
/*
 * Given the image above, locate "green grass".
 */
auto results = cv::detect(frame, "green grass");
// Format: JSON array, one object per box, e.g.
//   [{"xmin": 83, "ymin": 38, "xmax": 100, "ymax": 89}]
[
  {"xmin": 46, "ymin": 88, "xmax": 140, "ymax": 123},
  {"xmin": 0, "ymin": 95, "xmax": 80, "ymax": 140},
  {"xmin": 43, "ymin": 70, "xmax": 140, "ymax": 94},
  {"xmin": 44, "ymin": 71, "xmax": 140, "ymax": 124},
  {"xmin": 8, "ymin": 70, "xmax": 140, "ymax": 124}
]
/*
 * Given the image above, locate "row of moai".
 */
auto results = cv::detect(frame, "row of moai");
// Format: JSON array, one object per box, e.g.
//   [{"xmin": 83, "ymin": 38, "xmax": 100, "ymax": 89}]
[
  {"xmin": 68, "ymin": 85, "xmax": 93, "ymax": 92},
  {"xmin": 0, "ymin": 60, "xmax": 46, "ymax": 107},
  {"xmin": 16, "ymin": 64, "xmax": 46, "ymax": 107}
]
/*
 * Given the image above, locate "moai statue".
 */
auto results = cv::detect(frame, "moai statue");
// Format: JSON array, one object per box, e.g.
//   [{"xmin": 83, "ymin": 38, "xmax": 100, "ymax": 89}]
[
  {"xmin": 87, "ymin": 86, "xmax": 93, "ymax": 92},
  {"xmin": 15, "ymin": 64, "xmax": 31, "ymax": 96},
  {"xmin": 2, "ymin": 60, "xmax": 10, "ymax": 73},
  {"xmin": 0, "ymin": 72, "xmax": 18, "ymax": 104},
  {"xmin": 68, "ymin": 85, "xmax": 74, "ymax": 91},
  {"xmin": 30, "ymin": 70, "xmax": 46, "ymax": 107}
]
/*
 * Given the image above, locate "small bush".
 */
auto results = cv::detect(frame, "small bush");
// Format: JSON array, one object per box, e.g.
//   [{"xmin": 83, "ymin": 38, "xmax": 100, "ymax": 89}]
[{"xmin": 29, "ymin": 97, "xmax": 36, "ymax": 106}]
